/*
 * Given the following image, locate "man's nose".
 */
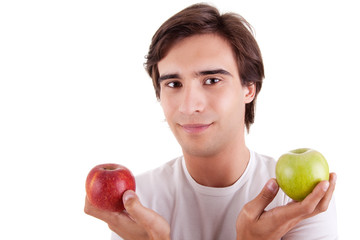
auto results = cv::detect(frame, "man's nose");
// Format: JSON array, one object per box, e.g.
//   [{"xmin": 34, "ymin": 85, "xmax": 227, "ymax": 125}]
[{"xmin": 178, "ymin": 83, "xmax": 205, "ymax": 115}]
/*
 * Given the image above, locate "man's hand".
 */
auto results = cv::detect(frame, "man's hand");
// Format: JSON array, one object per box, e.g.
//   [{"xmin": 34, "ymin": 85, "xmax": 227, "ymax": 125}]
[
  {"xmin": 84, "ymin": 190, "xmax": 170, "ymax": 240},
  {"xmin": 236, "ymin": 173, "xmax": 336, "ymax": 240}
]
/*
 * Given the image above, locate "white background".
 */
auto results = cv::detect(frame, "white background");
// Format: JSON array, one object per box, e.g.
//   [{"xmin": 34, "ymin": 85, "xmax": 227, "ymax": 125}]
[{"xmin": 0, "ymin": 0, "xmax": 359, "ymax": 239}]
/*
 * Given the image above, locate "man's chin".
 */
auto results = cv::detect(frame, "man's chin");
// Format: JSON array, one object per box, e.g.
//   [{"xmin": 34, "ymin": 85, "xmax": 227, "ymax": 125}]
[{"xmin": 181, "ymin": 143, "xmax": 220, "ymax": 159}]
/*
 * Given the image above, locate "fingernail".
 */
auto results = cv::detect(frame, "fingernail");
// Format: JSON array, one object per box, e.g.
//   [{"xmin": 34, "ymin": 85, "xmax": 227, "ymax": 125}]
[
  {"xmin": 123, "ymin": 190, "xmax": 135, "ymax": 202},
  {"xmin": 322, "ymin": 181, "xmax": 330, "ymax": 191},
  {"xmin": 267, "ymin": 179, "xmax": 278, "ymax": 193},
  {"xmin": 332, "ymin": 173, "xmax": 337, "ymax": 183}
]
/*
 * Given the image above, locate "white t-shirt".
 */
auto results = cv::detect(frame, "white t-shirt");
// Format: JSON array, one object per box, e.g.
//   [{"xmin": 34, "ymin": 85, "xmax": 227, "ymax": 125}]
[{"xmin": 112, "ymin": 150, "xmax": 338, "ymax": 240}]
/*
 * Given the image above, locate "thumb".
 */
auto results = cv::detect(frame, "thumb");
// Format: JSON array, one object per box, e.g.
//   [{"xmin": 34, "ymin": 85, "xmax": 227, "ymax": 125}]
[
  {"xmin": 248, "ymin": 179, "xmax": 279, "ymax": 216},
  {"xmin": 123, "ymin": 190, "xmax": 157, "ymax": 227},
  {"xmin": 123, "ymin": 190, "xmax": 170, "ymax": 239},
  {"xmin": 123, "ymin": 190, "xmax": 142, "ymax": 217}
]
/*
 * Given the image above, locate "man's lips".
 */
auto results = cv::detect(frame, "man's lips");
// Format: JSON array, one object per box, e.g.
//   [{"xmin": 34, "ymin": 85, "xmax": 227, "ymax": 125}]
[{"xmin": 179, "ymin": 123, "xmax": 213, "ymax": 134}]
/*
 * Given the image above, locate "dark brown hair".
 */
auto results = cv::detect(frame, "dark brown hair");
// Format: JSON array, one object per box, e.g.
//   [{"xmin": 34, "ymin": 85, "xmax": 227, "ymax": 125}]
[{"xmin": 145, "ymin": 3, "xmax": 264, "ymax": 131}]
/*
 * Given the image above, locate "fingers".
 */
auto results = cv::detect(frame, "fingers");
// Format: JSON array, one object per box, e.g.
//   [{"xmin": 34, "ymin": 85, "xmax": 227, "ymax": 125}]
[
  {"xmin": 285, "ymin": 182, "xmax": 327, "ymax": 220},
  {"xmin": 83, "ymin": 190, "xmax": 144, "ymax": 224},
  {"xmin": 301, "ymin": 172, "xmax": 337, "ymax": 215},
  {"xmin": 245, "ymin": 179, "xmax": 279, "ymax": 217},
  {"xmin": 281, "ymin": 172, "xmax": 337, "ymax": 221},
  {"xmin": 123, "ymin": 190, "xmax": 148, "ymax": 223},
  {"xmin": 85, "ymin": 191, "xmax": 170, "ymax": 240},
  {"xmin": 123, "ymin": 190, "xmax": 171, "ymax": 239},
  {"xmin": 236, "ymin": 174, "xmax": 337, "ymax": 239},
  {"xmin": 308, "ymin": 172, "xmax": 337, "ymax": 216},
  {"xmin": 123, "ymin": 190, "xmax": 162, "ymax": 229},
  {"xmin": 84, "ymin": 193, "xmax": 148, "ymax": 239},
  {"xmin": 84, "ymin": 196, "xmax": 116, "ymax": 223}
]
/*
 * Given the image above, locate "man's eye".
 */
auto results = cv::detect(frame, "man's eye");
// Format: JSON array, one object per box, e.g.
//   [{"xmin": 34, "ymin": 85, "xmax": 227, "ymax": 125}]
[
  {"xmin": 204, "ymin": 78, "xmax": 220, "ymax": 85},
  {"xmin": 167, "ymin": 81, "xmax": 182, "ymax": 88}
]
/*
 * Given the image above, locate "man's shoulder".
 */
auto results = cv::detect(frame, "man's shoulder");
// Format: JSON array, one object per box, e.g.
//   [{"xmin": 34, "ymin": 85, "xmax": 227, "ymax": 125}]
[
  {"xmin": 136, "ymin": 156, "xmax": 182, "ymax": 181},
  {"xmin": 135, "ymin": 156, "xmax": 183, "ymax": 195},
  {"xmin": 250, "ymin": 150, "xmax": 277, "ymax": 172},
  {"xmin": 134, "ymin": 156, "xmax": 184, "ymax": 209}
]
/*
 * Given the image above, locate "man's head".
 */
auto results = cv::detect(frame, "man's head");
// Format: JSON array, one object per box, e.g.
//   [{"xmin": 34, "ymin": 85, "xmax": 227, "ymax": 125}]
[{"xmin": 145, "ymin": 3, "xmax": 264, "ymax": 131}]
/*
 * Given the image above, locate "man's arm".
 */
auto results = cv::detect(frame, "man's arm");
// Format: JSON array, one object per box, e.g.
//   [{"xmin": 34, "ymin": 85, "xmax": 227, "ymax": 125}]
[
  {"xmin": 84, "ymin": 190, "xmax": 170, "ymax": 240},
  {"xmin": 236, "ymin": 173, "xmax": 337, "ymax": 240}
]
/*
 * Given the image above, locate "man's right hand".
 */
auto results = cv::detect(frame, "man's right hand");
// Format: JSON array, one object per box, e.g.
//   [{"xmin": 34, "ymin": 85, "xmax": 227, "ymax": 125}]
[
  {"xmin": 236, "ymin": 173, "xmax": 336, "ymax": 240},
  {"xmin": 84, "ymin": 190, "xmax": 171, "ymax": 240}
]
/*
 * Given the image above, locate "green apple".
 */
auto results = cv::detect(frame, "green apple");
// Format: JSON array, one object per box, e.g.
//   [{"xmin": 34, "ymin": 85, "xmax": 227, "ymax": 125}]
[{"xmin": 275, "ymin": 148, "xmax": 329, "ymax": 201}]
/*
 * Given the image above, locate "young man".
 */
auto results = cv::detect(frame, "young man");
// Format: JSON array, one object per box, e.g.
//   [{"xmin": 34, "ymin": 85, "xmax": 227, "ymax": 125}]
[{"xmin": 85, "ymin": 3, "xmax": 337, "ymax": 240}]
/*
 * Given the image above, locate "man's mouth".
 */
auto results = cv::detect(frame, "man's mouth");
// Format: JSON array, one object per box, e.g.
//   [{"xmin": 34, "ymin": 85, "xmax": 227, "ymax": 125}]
[{"xmin": 180, "ymin": 123, "xmax": 213, "ymax": 134}]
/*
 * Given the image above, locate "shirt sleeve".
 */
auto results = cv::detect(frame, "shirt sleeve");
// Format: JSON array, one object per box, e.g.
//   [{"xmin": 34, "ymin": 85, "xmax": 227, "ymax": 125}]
[{"xmin": 282, "ymin": 197, "xmax": 338, "ymax": 240}]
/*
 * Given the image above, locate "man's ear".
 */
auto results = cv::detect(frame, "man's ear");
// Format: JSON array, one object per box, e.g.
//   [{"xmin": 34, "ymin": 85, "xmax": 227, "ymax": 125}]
[{"xmin": 244, "ymin": 83, "xmax": 256, "ymax": 103}]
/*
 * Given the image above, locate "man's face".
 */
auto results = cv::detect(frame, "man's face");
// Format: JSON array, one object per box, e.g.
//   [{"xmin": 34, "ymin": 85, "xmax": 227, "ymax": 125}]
[{"xmin": 158, "ymin": 34, "xmax": 255, "ymax": 158}]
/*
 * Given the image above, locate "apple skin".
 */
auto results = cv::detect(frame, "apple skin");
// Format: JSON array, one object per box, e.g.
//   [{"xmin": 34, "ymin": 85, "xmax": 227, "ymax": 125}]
[
  {"xmin": 86, "ymin": 163, "xmax": 136, "ymax": 212},
  {"xmin": 276, "ymin": 148, "xmax": 329, "ymax": 201}
]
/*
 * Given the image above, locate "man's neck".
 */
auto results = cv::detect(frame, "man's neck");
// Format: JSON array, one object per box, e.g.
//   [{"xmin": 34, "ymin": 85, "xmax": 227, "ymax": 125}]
[{"xmin": 183, "ymin": 142, "xmax": 250, "ymax": 188}]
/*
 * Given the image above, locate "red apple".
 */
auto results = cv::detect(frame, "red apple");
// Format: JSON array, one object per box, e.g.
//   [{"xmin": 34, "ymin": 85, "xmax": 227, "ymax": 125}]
[{"xmin": 85, "ymin": 163, "xmax": 136, "ymax": 212}]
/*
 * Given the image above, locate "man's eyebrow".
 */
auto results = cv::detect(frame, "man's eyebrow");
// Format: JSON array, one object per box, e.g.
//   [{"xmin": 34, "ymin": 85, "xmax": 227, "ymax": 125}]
[
  {"xmin": 197, "ymin": 69, "xmax": 233, "ymax": 77},
  {"xmin": 158, "ymin": 69, "xmax": 232, "ymax": 83},
  {"xmin": 158, "ymin": 73, "xmax": 180, "ymax": 82}
]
